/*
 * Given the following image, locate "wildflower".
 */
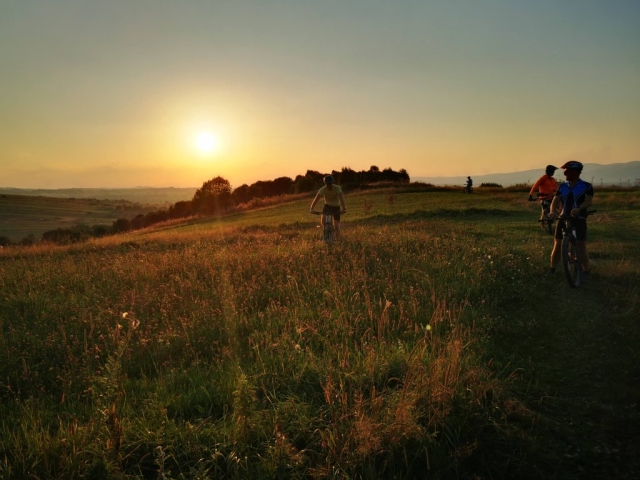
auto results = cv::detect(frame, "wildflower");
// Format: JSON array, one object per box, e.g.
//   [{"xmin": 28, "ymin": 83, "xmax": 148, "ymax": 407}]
[
  {"xmin": 122, "ymin": 312, "xmax": 128, "ymax": 319},
  {"xmin": 425, "ymin": 324, "xmax": 431, "ymax": 331}
]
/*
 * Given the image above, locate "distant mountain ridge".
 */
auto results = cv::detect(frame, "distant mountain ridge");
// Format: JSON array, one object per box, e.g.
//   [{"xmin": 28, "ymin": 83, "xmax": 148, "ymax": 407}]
[
  {"xmin": 0, "ymin": 187, "xmax": 197, "ymax": 206},
  {"xmin": 414, "ymin": 161, "xmax": 640, "ymax": 187},
  {"xmin": 1, "ymin": 162, "xmax": 638, "ymax": 204}
]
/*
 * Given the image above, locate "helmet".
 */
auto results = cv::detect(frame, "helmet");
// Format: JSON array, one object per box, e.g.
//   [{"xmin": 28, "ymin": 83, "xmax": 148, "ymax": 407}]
[
  {"xmin": 545, "ymin": 165, "xmax": 558, "ymax": 176},
  {"xmin": 561, "ymin": 161, "xmax": 583, "ymax": 172},
  {"xmin": 323, "ymin": 175, "xmax": 334, "ymax": 185}
]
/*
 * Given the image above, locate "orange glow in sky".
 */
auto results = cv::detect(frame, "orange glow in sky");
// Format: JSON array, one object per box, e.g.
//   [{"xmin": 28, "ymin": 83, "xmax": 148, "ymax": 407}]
[{"xmin": 1, "ymin": 1, "xmax": 639, "ymax": 188}]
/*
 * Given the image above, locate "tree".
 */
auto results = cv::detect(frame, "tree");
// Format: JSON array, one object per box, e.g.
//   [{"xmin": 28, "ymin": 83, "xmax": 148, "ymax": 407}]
[
  {"xmin": 364, "ymin": 166, "xmax": 383, "ymax": 183},
  {"xmin": 232, "ymin": 184, "xmax": 251, "ymax": 205},
  {"xmin": 192, "ymin": 176, "xmax": 232, "ymax": 214},
  {"xmin": 92, "ymin": 225, "xmax": 110, "ymax": 237},
  {"xmin": 112, "ymin": 218, "xmax": 131, "ymax": 233},
  {"xmin": 339, "ymin": 167, "xmax": 357, "ymax": 186},
  {"xmin": 131, "ymin": 214, "xmax": 145, "ymax": 230},
  {"xmin": 292, "ymin": 175, "xmax": 315, "ymax": 193},
  {"xmin": 143, "ymin": 210, "xmax": 170, "ymax": 227},
  {"xmin": 169, "ymin": 200, "xmax": 194, "ymax": 219},
  {"xmin": 271, "ymin": 176, "xmax": 293, "ymax": 196}
]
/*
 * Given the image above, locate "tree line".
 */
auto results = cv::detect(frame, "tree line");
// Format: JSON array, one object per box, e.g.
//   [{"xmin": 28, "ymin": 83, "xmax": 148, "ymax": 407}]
[{"xmin": 0, "ymin": 166, "xmax": 409, "ymax": 247}]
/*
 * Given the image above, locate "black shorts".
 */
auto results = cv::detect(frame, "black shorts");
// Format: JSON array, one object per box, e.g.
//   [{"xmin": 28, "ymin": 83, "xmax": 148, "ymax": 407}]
[
  {"xmin": 555, "ymin": 217, "xmax": 587, "ymax": 241},
  {"xmin": 322, "ymin": 204, "xmax": 341, "ymax": 222}
]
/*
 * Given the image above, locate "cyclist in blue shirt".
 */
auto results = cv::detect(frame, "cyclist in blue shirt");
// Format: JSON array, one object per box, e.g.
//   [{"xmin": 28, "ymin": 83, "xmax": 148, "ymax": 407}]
[{"xmin": 547, "ymin": 161, "xmax": 594, "ymax": 275}]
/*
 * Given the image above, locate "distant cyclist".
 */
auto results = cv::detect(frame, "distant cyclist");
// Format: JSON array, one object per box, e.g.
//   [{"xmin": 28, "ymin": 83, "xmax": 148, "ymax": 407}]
[
  {"xmin": 547, "ymin": 161, "xmax": 594, "ymax": 275},
  {"xmin": 528, "ymin": 165, "xmax": 559, "ymax": 224},
  {"xmin": 310, "ymin": 175, "xmax": 347, "ymax": 240},
  {"xmin": 464, "ymin": 176, "xmax": 473, "ymax": 193}
]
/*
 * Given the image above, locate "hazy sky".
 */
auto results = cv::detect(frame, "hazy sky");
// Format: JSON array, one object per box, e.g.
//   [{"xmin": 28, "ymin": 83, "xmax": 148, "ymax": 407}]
[{"xmin": 1, "ymin": 0, "xmax": 639, "ymax": 188}]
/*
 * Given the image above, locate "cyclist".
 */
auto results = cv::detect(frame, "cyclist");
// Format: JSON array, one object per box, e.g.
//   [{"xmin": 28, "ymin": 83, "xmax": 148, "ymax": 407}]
[
  {"xmin": 528, "ymin": 165, "xmax": 559, "ymax": 225},
  {"xmin": 465, "ymin": 176, "xmax": 473, "ymax": 193},
  {"xmin": 310, "ymin": 175, "xmax": 347, "ymax": 240},
  {"xmin": 547, "ymin": 161, "xmax": 594, "ymax": 275}
]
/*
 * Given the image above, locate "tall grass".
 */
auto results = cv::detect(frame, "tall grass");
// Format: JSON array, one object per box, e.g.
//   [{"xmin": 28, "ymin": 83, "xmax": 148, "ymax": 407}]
[{"xmin": 1, "ymin": 190, "xmax": 637, "ymax": 479}]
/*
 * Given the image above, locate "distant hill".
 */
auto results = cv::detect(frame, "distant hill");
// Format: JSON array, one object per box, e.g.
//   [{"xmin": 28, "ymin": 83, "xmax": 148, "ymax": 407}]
[
  {"xmin": 414, "ymin": 161, "xmax": 640, "ymax": 187},
  {"xmin": 0, "ymin": 187, "xmax": 197, "ymax": 206},
  {"xmin": 0, "ymin": 194, "xmax": 158, "ymax": 242}
]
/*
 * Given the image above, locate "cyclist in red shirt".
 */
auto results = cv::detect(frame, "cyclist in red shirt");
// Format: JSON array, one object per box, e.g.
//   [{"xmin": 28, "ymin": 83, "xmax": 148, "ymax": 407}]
[{"xmin": 528, "ymin": 165, "xmax": 559, "ymax": 224}]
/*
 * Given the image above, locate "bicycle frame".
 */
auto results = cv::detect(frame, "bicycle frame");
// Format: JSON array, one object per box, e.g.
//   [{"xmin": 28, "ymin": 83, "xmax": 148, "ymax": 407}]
[
  {"xmin": 322, "ymin": 212, "xmax": 334, "ymax": 243},
  {"xmin": 558, "ymin": 210, "xmax": 595, "ymax": 288},
  {"xmin": 311, "ymin": 211, "xmax": 339, "ymax": 243},
  {"xmin": 537, "ymin": 194, "xmax": 555, "ymax": 235}
]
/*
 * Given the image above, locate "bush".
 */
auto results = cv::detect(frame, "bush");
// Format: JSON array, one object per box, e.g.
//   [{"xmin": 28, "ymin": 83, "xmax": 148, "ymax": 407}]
[
  {"xmin": 112, "ymin": 218, "xmax": 131, "ymax": 233},
  {"xmin": 18, "ymin": 234, "xmax": 36, "ymax": 246},
  {"xmin": 41, "ymin": 228, "xmax": 89, "ymax": 245}
]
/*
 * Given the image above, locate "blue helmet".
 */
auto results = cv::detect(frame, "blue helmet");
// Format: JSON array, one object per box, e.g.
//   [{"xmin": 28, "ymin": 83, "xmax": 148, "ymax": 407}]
[
  {"xmin": 323, "ymin": 175, "xmax": 334, "ymax": 185},
  {"xmin": 561, "ymin": 161, "xmax": 583, "ymax": 172}
]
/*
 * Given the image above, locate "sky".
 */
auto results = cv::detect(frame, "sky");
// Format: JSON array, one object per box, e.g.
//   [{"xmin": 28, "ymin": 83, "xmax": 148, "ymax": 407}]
[{"xmin": 1, "ymin": 0, "xmax": 639, "ymax": 189}]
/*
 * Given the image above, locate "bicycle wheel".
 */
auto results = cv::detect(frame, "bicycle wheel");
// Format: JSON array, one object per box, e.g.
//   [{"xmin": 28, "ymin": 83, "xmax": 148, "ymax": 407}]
[
  {"xmin": 562, "ymin": 235, "xmax": 582, "ymax": 287},
  {"xmin": 541, "ymin": 203, "xmax": 553, "ymax": 235},
  {"xmin": 323, "ymin": 223, "xmax": 334, "ymax": 243}
]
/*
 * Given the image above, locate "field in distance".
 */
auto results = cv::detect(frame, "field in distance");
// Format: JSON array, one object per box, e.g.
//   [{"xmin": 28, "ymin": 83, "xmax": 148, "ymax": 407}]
[
  {"xmin": 0, "ymin": 193, "xmax": 160, "ymax": 242},
  {"xmin": 0, "ymin": 186, "xmax": 197, "ymax": 205}
]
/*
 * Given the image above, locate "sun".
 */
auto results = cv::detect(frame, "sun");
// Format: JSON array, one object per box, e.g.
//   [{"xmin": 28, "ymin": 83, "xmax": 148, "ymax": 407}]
[{"xmin": 194, "ymin": 131, "xmax": 219, "ymax": 155}]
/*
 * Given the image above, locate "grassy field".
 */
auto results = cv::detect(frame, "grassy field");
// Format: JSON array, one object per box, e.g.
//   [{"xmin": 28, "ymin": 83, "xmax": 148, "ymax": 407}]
[
  {"xmin": 0, "ymin": 194, "xmax": 159, "ymax": 243},
  {"xmin": 0, "ymin": 188, "xmax": 638, "ymax": 479}
]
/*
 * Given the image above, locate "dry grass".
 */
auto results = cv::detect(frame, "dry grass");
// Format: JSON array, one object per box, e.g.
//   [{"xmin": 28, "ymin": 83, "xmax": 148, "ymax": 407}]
[{"xmin": 1, "ymin": 189, "xmax": 638, "ymax": 479}]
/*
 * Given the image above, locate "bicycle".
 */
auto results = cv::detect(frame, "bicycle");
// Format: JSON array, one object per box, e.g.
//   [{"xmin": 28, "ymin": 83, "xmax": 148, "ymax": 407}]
[
  {"xmin": 557, "ymin": 210, "xmax": 596, "ymax": 288},
  {"xmin": 462, "ymin": 185, "xmax": 473, "ymax": 194},
  {"xmin": 536, "ymin": 193, "xmax": 555, "ymax": 235},
  {"xmin": 311, "ymin": 210, "xmax": 343, "ymax": 243}
]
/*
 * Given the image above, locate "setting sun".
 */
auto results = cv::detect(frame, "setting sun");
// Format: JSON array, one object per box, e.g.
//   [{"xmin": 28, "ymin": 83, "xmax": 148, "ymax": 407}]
[{"xmin": 194, "ymin": 131, "xmax": 219, "ymax": 155}]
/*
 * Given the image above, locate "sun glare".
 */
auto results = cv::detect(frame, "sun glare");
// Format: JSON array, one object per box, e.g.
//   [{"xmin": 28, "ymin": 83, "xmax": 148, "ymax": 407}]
[{"xmin": 194, "ymin": 131, "xmax": 219, "ymax": 155}]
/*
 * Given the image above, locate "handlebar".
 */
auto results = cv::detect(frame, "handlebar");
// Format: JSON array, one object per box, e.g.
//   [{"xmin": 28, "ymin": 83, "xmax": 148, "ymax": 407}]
[
  {"xmin": 310, "ymin": 210, "xmax": 346, "ymax": 216},
  {"xmin": 556, "ymin": 210, "xmax": 597, "ymax": 220}
]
